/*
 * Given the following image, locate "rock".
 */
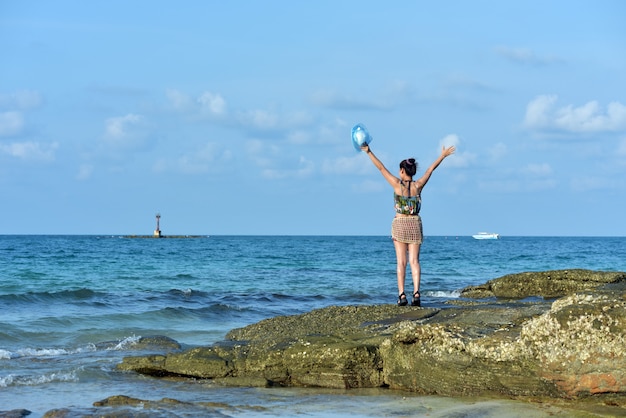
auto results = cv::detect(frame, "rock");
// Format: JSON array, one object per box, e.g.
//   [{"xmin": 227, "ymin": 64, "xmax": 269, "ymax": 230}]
[
  {"xmin": 95, "ymin": 335, "xmax": 182, "ymax": 352},
  {"xmin": 133, "ymin": 335, "xmax": 182, "ymax": 351},
  {"xmin": 460, "ymin": 269, "xmax": 626, "ymax": 299},
  {"xmin": 43, "ymin": 395, "xmax": 237, "ymax": 417},
  {"xmin": 117, "ymin": 269, "xmax": 626, "ymax": 409},
  {"xmin": 0, "ymin": 410, "xmax": 31, "ymax": 418}
]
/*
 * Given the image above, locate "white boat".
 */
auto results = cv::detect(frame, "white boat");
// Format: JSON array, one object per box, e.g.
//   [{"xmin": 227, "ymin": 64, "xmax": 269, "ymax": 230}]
[{"xmin": 472, "ymin": 232, "xmax": 500, "ymax": 240}]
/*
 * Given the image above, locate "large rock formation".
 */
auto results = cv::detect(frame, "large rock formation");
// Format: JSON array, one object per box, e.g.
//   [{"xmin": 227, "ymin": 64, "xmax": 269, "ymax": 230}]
[
  {"xmin": 117, "ymin": 269, "xmax": 626, "ymax": 408},
  {"xmin": 459, "ymin": 268, "xmax": 623, "ymax": 299}
]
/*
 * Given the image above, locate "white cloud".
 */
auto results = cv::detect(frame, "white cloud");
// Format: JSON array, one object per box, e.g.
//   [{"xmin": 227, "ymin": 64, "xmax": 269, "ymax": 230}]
[
  {"xmin": 524, "ymin": 95, "xmax": 557, "ymax": 129},
  {"xmin": 0, "ymin": 111, "xmax": 24, "ymax": 137},
  {"xmin": 245, "ymin": 139, "xmax": 282, "ymax": 169},
  {"xmin": 296, "ymin": 156, "xmax": 315, "ymax": 177},
  {"xmin": 236, "ymin": 109, "xmax": 279, "ymax": 130},
  {"xmin": 287, "ymin": 130, "xmax": 311, "ymax": 145},
  {"xmin": 0, "ymin": 91, "xmax": 43, "ymax": 138},
  {"xmin": 523, "ymin": 163, "xmax": 552, "ymax": 176},
  {"xmin": 154, "ymin": 141, "xmax": 232, "ymax": 174},
  {"xmin": 438, "ymin": 134, "xmax": 475, "ymax": 168},
  {"xmin": 104, "ymin": 114, "xmax": 142, "ymax": 139},
  {"xmin": 524, "ymin": 95, "xmax": 626, "ymax": 133},
  {"xmin": 235, "ymin": 108, "xmax": 314, "ymax": 134},
  {"xmin": 0, "ymin": 141, "xmax": 58, "ymax": 161},
  {"xmin": 247, "ymin": 137, "xmax": 328, "ymax": 182},
  {"xmin": 237, "ymin": 109, "xmax": 313, "ymax": 132},
  {"xmin": 488, "ymin": 142, "xmax": 507, "ymax": 161},
  {"xmin": 319, "ymin": 120, "xmax": 348, "ymax": 145},
  {"xmin": 440, "ymin": 134, "xmax": 460, "ymax": 148},
  {"xmin": 103, "ymin": 114, "xmax": 145, "ymax": 148},
  {"xmin": 321, "ymin": 154, "xmax": 370, "ymax": 175},
  {"xmin": 165, "ymin": 89, "xmax": 227, "ymax": 117},
  {"xmin": 245, "ymin": 139, "xmax": 308, "ymax": 180},
  {"xmin": 176, "ymin": 155, "xmax": 210, "ymax": 174},
  {"xmin": 284, "ymin": 110, "xmax": 314, "ymax": 127},
  {"xmin": 76, "ymin": 164, "xmax": 94, "ymax": 180},
  {"xmin": 0, "ymin": 90, "xmax": 43, "ymax": 110},
  {"xmin": 166, "ymin": 89, "xmax": 192, "ymax": 111},
  {"xmin": 167, "ymin": 89, "xmax": 315, "ymax": 140},
  {"xmin": 198, "ymin": 91, "xmax": 226, "ymax": 116},
  {"xmin": 176, "ymin": 142, "xmax": 227, "ymax": 174}
]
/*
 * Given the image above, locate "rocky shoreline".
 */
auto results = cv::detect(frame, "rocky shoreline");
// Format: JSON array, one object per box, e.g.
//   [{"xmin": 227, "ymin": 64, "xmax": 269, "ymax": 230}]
[{"xmin": 5, "ymin": 269, "xmax": 626, "ymax": 417}]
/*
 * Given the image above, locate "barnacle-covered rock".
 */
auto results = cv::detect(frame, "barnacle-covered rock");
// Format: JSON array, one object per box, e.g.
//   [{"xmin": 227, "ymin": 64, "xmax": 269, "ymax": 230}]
[
  {"xmin": 118, "ymin": 269, "xmax": 626, "ymax": 410},
  {"xmin": 460, "ymin": 269, "xmax": 626, "ymax": 299}
]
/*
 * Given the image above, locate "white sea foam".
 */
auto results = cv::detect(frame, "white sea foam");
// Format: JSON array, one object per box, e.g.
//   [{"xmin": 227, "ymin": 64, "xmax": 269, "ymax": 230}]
[
  {"xmin": 108, "ymin": 335, "xmax": 142, "ymax": 351},
  {"xmin": 1, "ymin": 343, "xmax": 98, "ymax": 359},
  {"xmin": 0, "ymin": 347, "xmax": 70, "ymax": 359},
  {"xmin": 0, "ymin": 368, "xmax": 80, "ymax": 387},
  {"xmin": 425, "ymin": 290, "xmax": 461, "ymax": 298},
  {"xmin": 29, "ymin": 369, "xmax": 80, "ymax": 385},
  {"xmin": 16, "ymin": 347, "xmax": 69, "ymax": 357},
  {"xmin": 0, "ymin": 375, "xmax": 14, "ymax": 387}
]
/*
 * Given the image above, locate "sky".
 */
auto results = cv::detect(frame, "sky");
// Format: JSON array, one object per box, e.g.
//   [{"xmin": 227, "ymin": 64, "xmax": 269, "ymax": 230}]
[{"xmin": 1, "ymin": 1, "xmax": 625, "ymax": 236}]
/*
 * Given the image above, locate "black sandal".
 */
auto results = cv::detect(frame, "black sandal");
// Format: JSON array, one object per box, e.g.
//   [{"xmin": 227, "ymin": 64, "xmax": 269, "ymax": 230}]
[
  {"xmin": 411, "ymin": 291, "xmax": 421, "ymax": 307},
  {"xmin": 397, "ymin": 292, "xmax": 408, "ymax": 306}
]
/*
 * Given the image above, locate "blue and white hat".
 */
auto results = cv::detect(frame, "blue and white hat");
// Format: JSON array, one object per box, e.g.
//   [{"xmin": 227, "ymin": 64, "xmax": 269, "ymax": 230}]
[{"xmin": 351, "ymin": 123, "xmax": 373, "ymax": 152}]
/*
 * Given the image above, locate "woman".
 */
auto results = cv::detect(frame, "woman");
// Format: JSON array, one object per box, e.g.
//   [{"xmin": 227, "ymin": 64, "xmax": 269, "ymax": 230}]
[{"xmin": 361, "ymin": 143, "xmax": 455, "ymax": 306}]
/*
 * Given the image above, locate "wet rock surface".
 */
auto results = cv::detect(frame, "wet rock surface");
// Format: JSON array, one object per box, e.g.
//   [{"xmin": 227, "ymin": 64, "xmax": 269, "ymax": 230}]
[
  {"xmin": 459, "ymin": 269, "xmax": 625, "ymax": 299},
  {"xmin": 41, "ymin": 395, "xmax": 245, "ymax": 417},
  {"xmin": 0, "ymin": 410, "xmax": 32, "ymax": 418},
  {"xmin": 12, "ymin": 269, "xmax": 626, "ymax": 416},
  {"xmin": 117, "ymin": 270, "xmax": 626, "ymax": 401}
]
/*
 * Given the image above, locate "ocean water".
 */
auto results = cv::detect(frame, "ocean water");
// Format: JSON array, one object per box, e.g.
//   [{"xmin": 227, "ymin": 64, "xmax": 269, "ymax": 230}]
[{"xmin": 1, "ymin": 235, "xmax": 625, "ymax": 417}]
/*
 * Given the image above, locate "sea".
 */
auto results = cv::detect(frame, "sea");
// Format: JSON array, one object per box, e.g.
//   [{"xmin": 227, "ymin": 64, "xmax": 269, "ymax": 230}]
[{"xmin": 1, "ymin": 235, "xmax": 625, "ymax": 417}]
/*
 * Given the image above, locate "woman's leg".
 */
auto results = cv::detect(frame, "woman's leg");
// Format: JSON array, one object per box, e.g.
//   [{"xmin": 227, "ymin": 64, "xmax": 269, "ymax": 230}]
[
  {"xmin": 393, "ymin": 240, "xmax": 408, "ymax": 296},
  {"xmin": 408, "ymin": 243, "xmax": 421, "ymax": 296}
]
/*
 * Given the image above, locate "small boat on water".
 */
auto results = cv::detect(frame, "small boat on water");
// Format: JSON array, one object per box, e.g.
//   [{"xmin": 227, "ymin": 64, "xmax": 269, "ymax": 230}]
[{"xmin": 472, "ymin": 232, "xmax": 500, "ymax": 240}]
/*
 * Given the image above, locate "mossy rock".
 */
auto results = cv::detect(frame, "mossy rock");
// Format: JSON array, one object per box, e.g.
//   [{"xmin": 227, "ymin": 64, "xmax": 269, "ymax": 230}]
[{"xmin": 461, "ymin": 269, "xmax": 626, "ymax": 299}]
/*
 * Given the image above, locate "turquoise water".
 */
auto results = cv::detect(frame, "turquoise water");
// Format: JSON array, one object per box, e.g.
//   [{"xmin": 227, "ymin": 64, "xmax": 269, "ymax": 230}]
[{"xmin": 1, "ymin": 235, "xmax": 625, "ymax": 416}]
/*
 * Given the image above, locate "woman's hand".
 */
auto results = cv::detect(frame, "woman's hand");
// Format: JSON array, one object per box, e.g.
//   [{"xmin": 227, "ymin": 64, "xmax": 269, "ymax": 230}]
[
  {"xmin": 361, "ymin": 144, "xmax": 371, "ymax": 153},
  {"xmin": 441, "ymin": 145, "xmax": 456, "ymax": 158}
]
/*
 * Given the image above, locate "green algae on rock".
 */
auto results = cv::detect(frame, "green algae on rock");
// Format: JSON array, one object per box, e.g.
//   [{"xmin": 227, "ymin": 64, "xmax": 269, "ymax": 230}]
[
  {"xmin": 117, "ymin": 269, "xmax": 626, "ymax": 410},
  {"xmin": 460, "ymin": 269, "xmax": 626, "ymax": 299}
]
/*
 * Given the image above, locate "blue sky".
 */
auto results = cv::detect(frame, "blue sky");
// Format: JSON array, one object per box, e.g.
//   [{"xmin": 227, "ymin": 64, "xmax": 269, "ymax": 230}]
[{"xmin": 1, "ymin": 1, "xmax": 625, "ymax": 236}]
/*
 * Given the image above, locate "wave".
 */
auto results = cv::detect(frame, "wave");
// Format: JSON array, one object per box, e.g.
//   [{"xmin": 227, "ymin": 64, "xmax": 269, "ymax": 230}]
[
  {"xmin": 0, "ymin": 368, "xmax": 81, "ymax": 388},
  {"xmin": 0, "ymin": 334, "xmax": 183, "ymax": 363},
  {"xmin": 0, "ymin": 288, "xmax": 100, "ymax": 305},
  {"xmin": 166, "ymin": 287, "xmax": 205, "ymax": 297},
  {"xmin": 0, "ymin": 344, "xmax": 97, "ymax": 360},
  {"xmin": 0, "ymin": 287, "xmax": 213, "ymax": 310},
  {"xmin": 2, "ymin": 284, "xmax": 372, "ymax": 310},
  {"xmin": 425, "ymin": 290, "xmax": 462, "ymax": 298},
  {"xmin": 102, "ymin": 335, "xmax": 142, "ymax": 351}
]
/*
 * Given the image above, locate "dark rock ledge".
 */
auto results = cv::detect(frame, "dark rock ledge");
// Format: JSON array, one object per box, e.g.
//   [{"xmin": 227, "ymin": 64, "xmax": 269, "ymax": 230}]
[{"xmin": 115, "ymin": 269, "xmax": 626, "ymax": 410}]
